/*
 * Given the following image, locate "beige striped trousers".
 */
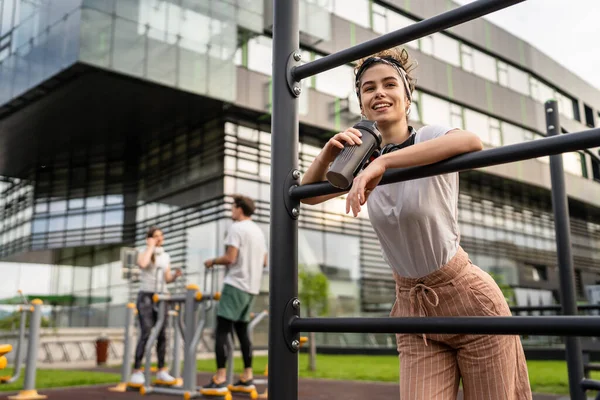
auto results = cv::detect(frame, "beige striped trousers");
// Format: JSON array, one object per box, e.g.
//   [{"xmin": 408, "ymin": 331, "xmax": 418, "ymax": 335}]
[{"xmin": 391, "ymin": 246, "xmax": 532, "ymax": 400}]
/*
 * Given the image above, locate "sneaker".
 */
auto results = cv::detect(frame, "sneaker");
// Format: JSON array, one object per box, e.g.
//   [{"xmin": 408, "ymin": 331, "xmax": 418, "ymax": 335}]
[
  {"xmin": 200, "ymin": 376, "xmax": 228, "ymax": 395},
  {"xmin": 229, "ymin": 377, "xmax": 256, "ymax": 392},
  {"xmin": 156, "ymin": 369, "xmax": 176, "ymax": 384},
  {"xmin": 128, "ymin": 370, "xmax": 145, "ymax": 386}
]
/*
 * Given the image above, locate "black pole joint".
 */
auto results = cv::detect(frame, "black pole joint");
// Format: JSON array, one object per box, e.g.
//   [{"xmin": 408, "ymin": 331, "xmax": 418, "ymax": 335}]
[
  {"xmin": 284, "ymin": 169, "xmax": 301, "ymax": 219},
  {"xmin": 286, "ymin": 51, "xmax": 302, "ymax": 97},
  {"xmin": 283, "ymin": 298, "xmax": 301, "ymax": 352}
]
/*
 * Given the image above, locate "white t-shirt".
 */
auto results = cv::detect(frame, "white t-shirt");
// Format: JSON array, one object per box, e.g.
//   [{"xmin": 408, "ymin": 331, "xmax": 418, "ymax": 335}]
[
  {"xmin": 366, "ymin": 125, "xmax": 460, "ymax": 278},
  {"xmin": 222, "ymin": 219, "xmax": 267, "ymax": 295},
  {"xmin": 138, "ymin": 247, "xmax": 171, "ymax": 293}
]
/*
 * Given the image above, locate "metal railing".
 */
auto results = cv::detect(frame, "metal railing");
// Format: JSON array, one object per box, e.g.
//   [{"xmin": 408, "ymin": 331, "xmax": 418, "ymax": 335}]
[{"xmin": 268, "ymin": 0, "xmax": 600, "ymax": 399}]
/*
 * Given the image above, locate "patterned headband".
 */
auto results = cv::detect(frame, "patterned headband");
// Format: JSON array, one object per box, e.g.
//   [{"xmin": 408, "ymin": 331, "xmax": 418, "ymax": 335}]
[{"xmin": 354, "ymin": 56, "xmax": 412, "ymax": 103}]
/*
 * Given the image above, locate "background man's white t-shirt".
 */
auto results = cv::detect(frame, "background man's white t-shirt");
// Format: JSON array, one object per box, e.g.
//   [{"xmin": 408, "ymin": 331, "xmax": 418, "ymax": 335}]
[
  {"xmin": 366, "ymin": 125, "xmax": 461, "ymax": 278},
  {"xmin": 222, "ymin": 219, "xmax": 267, "ymax": 295}
]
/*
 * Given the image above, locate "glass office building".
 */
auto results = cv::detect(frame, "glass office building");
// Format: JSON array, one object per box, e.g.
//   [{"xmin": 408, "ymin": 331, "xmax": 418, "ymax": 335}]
[{"xmin": 1, "ymin": 0, "xmax": 600, "ymax": 343}]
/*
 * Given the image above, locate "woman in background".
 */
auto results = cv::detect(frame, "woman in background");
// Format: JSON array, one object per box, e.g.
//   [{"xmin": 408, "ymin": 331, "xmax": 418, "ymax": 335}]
[{"xmin": 129, "ymin": 226, "xmax": 182, "ymax": 386}]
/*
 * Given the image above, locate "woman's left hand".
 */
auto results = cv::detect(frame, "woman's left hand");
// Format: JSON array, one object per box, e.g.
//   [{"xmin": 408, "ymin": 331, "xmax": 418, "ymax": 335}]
[{"xmin": 346, "ymin": 159, "xmax": 386, "ymax": 217}]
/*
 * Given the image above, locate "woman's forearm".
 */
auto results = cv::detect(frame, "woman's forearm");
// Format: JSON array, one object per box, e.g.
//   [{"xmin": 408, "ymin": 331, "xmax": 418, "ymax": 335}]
[
  {"xmin": 378, "ymin": 130, "xmax": 483, "ymax": 170},
  {"xmin": 300, "ymin": 154, "xmax": 348, "ymax": 205}
]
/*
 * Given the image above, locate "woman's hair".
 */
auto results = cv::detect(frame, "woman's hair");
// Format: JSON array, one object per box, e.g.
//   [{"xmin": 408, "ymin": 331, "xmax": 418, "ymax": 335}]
[
  {"xmin": 147, "ymin": 226, "xmax": 161, "ymax": 264},
  {"xmin": 232, "ymin": 194, "xmax": 256, "ymax": 217},
  {"xmin": 354, "ymin": 46, "xmax": 418, "ymax": 107}
]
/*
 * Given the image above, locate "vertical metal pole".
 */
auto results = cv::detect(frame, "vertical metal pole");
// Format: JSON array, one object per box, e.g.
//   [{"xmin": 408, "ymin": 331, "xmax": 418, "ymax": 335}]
[
  {"xmin": 183, "ymin": 286, "xmax": 198, "ymax": 391},
  {"xmin": 6, "ymin": 306, "xmax": 27, "ymax": 383},
  {"xmin": 111, "ymin": 303, "xmax": 136, "ymax": 391},
  {"xmin": 269, "ymin": 0, "xmax": 299, "ymax": 399},
  {"xmin": 545, "ymin": 99, "xmax": 585, "ymax": 400},
  {"xmin": 9, "ymin": 300, "xmax": 46, "ymax": 400},
  {"xmin": 170, "ymin": 305, "xmax": 182, "ymax": 381}
]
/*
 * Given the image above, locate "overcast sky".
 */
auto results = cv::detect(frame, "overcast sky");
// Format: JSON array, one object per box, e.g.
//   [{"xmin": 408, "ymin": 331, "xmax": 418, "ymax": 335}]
[{"xmin": 454, "ymin": 0, "xmax": 600, "ymax": 91}]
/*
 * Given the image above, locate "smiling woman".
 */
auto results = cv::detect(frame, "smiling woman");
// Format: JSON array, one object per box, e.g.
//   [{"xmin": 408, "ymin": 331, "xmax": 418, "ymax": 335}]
[{"xmin": 299, "ymin": 45, "xmax": 533, "ymax": 399}]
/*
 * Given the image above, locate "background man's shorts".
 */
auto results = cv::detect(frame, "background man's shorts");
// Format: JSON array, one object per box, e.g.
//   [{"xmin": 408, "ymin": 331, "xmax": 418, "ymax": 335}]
[{"xmin": 217, "ymin": 284, "xmax": 255, "ymax": 322}]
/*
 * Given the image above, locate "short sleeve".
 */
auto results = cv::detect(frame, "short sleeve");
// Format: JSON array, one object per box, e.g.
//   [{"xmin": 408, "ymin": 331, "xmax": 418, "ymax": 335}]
[
  {"xmin": 225, "ymin": 224, "xmax": 242, "ymax": 249},
  {"xmin": 415, "ymin": 125, "xmax": 458, "ymax": 143}
]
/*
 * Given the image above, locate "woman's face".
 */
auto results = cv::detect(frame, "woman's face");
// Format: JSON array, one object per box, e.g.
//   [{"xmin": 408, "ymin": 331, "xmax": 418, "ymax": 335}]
[
  {"xmin": 152, "ymin": 229, "xmax": 164, "ymax": 246},
  {"xmin": 358, "ymin": 63, "xmax": 410, "ymax": 128}
]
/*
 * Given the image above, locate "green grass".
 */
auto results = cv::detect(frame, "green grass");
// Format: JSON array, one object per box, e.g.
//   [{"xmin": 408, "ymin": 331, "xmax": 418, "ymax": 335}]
[
  {"xmin": 197, "ymin": 354, "xmax": 600, "ymax": 396},
  {"xmin": 0, "ymin": 368, "xmax": 121, "ymax": 392},
  {"xmin": 0, "ymin": 355, "xmax": 597, "ymax": 396}
]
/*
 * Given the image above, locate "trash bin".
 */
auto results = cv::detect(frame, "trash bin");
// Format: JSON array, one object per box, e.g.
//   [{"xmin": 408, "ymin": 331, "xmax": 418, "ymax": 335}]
[{"xmin": 96, "ymin": 335, "xmax": 110, "ymax": 366}]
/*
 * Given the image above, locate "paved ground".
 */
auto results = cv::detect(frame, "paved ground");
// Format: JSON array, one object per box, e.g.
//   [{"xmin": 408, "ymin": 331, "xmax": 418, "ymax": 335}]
[{"xmin": 0, "ymin": 371, "xmax": 568, "ymax": 399}]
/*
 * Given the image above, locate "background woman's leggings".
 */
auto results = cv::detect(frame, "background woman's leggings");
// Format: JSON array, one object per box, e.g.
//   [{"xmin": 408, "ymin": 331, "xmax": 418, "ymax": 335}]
[
  {"xmin": 391, "ymin": 246, "xmax": 533, "ymax": 400},
  {"xmin": 215, "ymin": 316, "xmax": 252, "ymax": 369},
  {"xmin": 134, "ymin": 291, "xmax": 167, "ymax": 370}
]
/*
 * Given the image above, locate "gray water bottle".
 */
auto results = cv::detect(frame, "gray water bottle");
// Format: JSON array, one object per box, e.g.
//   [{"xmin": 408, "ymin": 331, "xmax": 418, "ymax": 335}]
[{"xmin": 326, "ymin": 120, "xmax": 383, "ymax": 189}]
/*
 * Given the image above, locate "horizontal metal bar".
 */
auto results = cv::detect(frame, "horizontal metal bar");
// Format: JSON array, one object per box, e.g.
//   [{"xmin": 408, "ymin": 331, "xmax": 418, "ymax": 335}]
[
  {"xmin": 510, "ymin": 304, "xmax": 600, "ymax": 313},
  {"xmin": 290, "ymin": 316, "xmax": 600, "ymax": 336},
  {"xmin": 292, "ymin": 0, "xmax": 525, "ymax": 81},
  {"xmin": 291, "ymin": 127, "xmax": 600, "ymax": 200}
]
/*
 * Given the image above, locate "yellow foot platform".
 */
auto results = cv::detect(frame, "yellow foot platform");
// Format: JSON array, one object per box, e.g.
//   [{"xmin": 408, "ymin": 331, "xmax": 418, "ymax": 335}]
[{"xmin": 8, "ymin": 390, "xmax": 47, "ymax": 400}]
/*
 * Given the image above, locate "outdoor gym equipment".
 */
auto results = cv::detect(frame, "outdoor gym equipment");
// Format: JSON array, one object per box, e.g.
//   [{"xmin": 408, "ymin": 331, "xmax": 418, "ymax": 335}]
[
  {"xmin": 268, "ymin": 0, "xmax": 600, "ymax": 399},
  {"xmin": 0, "ymin": 294, "xmax": 46, "ymax": 400},
  {"xmin": 138, "ymin": 267, "xmax": 230, "ymax": 399},
  {"xmin": 0, "ymin": 291, "xmax": 28, "ymax": 385}
]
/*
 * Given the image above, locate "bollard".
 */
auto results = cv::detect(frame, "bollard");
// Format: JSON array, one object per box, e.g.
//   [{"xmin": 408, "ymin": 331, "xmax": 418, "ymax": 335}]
[
  {"xmin": 109, "ymin": 303, "xmax": 136, "ymax": 392},
  {"xmin": 9, "ymin": 299, "xmax": 46, "ymax": 400}
]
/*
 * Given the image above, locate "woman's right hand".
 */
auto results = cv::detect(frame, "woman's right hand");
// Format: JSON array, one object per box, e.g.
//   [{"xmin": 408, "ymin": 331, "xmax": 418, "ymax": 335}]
[
  {"xmin": 319, "ymin": 127, "xmax": 363, "ymax": 164},
  {"xmin": 146, "ymin": 237, "xmax": 157, "ymax": 247}
]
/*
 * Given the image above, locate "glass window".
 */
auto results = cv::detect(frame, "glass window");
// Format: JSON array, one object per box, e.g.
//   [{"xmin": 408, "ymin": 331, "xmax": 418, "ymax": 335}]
[
  {"xmin": 331, "ymin": 0, "xmax": 369, "ymax": 28},
  {"xmin": 86, "ymin": 212, "xmax": 103, "ymax": 228},
  {"xmin": 488, "ymin": 118, "xmax": 502, "ymax": 147},
  {"xmin": 105, "ymin": 209, "xmax": 124, "ymax": 225},
  {"xmin": 507, "ymin": 65, "xmax": 529, "ymax": 96},
  {"xmin": 502, "ymin": 122, "xmax": 526, "ymax": 146},
  {"xmin": 299, "ymin": 229, "xmax": 324, "ymax": 268},
  {"xmin": 67, "ymin": 214, "xmax": 84, "ymax": 230},
  {"xmin": 247, "ymin": 35, "xmax": 272, "ymax": 76},
  {"xmin": 563, "ymin": 152, "xmax": 583, "ymax": 177},
  {"xmin": 324, "ymin": 232, "xmax": 360, "ymax": 281},
  {"xmin": 419, "ymin": 35, "xmax": 434, "ymax": 56},
  {"xmin": 450, "ymin": 104, "xmax": 463, "ymax": 128},
  {"xmin": 432, "ymin": 34, "xmax": 460, "ymax": 67},
  {"xmin": 385, "ymin": 12, "xmax": 417, "ymax": 49},
  {"xmin": 371, "ymin": 3, "xmax": 387, "ymax": 34},
  {"xmin": 464, "ymin": 109, "xmax": 492, "ymax": 146},
  {"xmin": 471, "ymin": 49, "xmax": 496, "ymax": 82},
  {"xmin": 497, "ymin": 60, "xmax": 508, "ymax": 86},
  {"xmin": 460, "ymin": 44, "xmax": 473, "ymax": 72},
  {"xmin": 48, "ymin": 216, "xmax": 65, "ymax": 231},
  {"xmin": 32, "ymin": 218, "xmax": 47, "ymax": 233},
  {"xmin": 421, "ymin": 93, "xmax": 451, "ymax": 127},
  {"xmin": 112, "ymin": 17, "xmax": 146, "ymax": 78},
  {"xmin": 314, "ymin": 57, "xmax": 354, "ymax": 99}
]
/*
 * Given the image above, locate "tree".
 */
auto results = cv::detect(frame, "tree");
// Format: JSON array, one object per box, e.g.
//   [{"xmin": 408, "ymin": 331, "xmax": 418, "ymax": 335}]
[
  {"xmin": 0, "ymin": 311, "xmax": 52, "ymax": 331},
  {"xmin": 489, "ymin": 272, "xmax": 515, "ymax": 306},
  {"xmin": 298, "ymin": 266, "xmax": 330, "ymax": 372}
]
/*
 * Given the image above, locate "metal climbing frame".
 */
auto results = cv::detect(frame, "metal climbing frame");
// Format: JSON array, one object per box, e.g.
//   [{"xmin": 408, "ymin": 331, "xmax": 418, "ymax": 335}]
[{"xmin": 268, "ymin": 1, "xmax": 600, "ymax": 400}]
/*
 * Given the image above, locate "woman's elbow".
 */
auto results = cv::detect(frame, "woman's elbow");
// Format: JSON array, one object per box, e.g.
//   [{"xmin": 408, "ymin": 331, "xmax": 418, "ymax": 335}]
[{"xmin": 463, "ymin": 133, "xmax": 483, "ymax": 152}]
